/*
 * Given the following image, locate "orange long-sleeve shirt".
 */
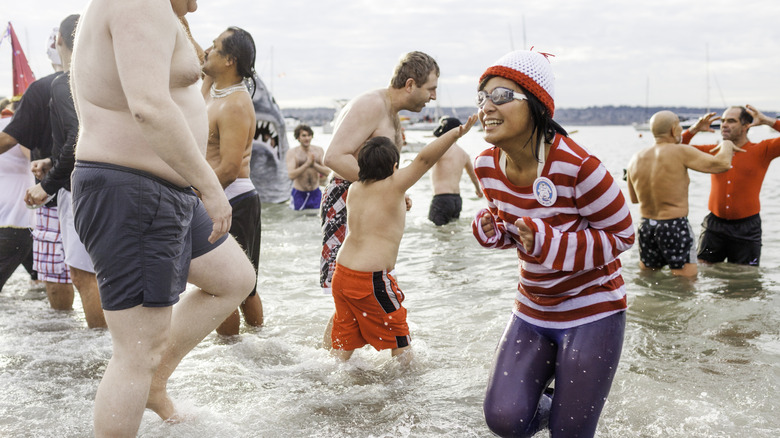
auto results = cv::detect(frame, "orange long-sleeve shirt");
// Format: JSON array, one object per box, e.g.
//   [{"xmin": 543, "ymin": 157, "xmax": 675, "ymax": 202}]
[{"xmin": 682, "ymin": 119, "xmax": 780, "ymax": 220}]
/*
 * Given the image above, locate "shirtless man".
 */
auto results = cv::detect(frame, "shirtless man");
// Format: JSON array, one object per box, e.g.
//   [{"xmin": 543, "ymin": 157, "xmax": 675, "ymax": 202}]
[
  {"xmin": 428, "ymin": 117, "xmax": 482, "ymax": 226},
  {"xmin": 70, "ymin": 0, "xmax": 255, "ymax": 435},
  {"xmin": 286, "ymin": 124, "xmax": 330, "ymax": 210},
  {"xmin": 320, "ymin": 51, "xmax": 439, "ymax": 347},
  {"xmin": 626, "ymin": 110, "xmax": 741, "ymax": 277},
  {"xmin": 201, "ymin": 27, "xmax": 263, "ymax": 336}
]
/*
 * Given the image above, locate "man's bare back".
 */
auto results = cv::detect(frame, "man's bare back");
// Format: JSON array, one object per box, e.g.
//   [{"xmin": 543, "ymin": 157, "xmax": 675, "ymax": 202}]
[
  {"xmin": 627, "ymin": 143, "xmax": 694, "ymax": 219},
  {"xmin": 325, "ymin": 89, "xmax": 403, "ymax": 181},
  {"xmin": 337, "ymin": 116, "xmax": 477, "ymax": 273},
  {"xmin": 431, "ymin": 144, "xmax": 481, "ymax": 196},
  {"xmin": 626, "ymin": 111, "xmax": 738, "ymax": 220}
]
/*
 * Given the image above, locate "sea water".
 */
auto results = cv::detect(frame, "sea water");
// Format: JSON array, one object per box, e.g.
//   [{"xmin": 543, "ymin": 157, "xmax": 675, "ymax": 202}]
[{"xmin": 0, "ymin": 125, "xmax": 778, "ymax": 437}]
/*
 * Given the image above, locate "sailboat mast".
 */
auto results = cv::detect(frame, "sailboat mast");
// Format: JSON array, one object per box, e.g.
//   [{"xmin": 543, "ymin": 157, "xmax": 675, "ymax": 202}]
[{"xmin": 705, "ymin": 43, "xmax": 710, "ymax": 113}]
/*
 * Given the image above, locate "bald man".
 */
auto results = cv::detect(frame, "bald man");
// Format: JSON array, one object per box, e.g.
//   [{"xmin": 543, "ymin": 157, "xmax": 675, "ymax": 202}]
[{"xmin": 626, "ymin": 110, "xmax": 742, "ymax": 277}]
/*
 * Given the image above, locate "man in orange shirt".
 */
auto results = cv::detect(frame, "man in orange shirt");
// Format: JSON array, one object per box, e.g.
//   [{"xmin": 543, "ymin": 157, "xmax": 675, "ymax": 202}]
[{"xmin": 684, "ymin": 105, "xmax": 780, "ymax": 266}]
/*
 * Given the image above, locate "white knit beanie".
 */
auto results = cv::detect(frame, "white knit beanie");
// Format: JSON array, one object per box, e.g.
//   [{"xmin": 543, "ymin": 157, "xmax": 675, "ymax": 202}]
[{"xmin": 479, "ymin": 50, "xmax": 555, "ymax": 117}]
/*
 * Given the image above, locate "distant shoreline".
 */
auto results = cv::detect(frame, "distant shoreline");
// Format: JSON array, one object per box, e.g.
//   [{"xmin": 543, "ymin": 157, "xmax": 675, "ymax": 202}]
[{"xmin": 282, "ymin": 105, "xmax": 779, "ymax": 128}]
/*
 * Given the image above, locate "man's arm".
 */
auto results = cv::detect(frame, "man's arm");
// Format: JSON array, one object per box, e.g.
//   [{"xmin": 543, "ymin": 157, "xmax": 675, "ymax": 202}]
[
  {"xmin": 285, "ymin": 148, "xmax": 312, "ymax": 180},
  {"xmin": 682, "ymin": 141, "xmax": 740, "ymax": 174},
  {"xmin": 682, "ymin": 112, "xmax": 719, "ymax": 144},
  {"xmin": 463, "ymin": 155, "xmax": 483, "ymax": 198},
  {"xmin": 310, "ymin": 147, "xmax": 331, "ymax": 175},
  {"xmin": 40, "ymin": 76, "xmax": 78, "ymax": 195},
  {"xmin": 323, "ymin": 94, "xmax": 386, "ymax": 182},
  {"xmin": 746, "ymin": 105, "xmax": 777, "ymax": 128},
  {"xmin": 212, "ymin": 102, "xmax": 254, "ymax": 188},
  {"xmin": 0, "ymin": 132, "xmax": 19, "ymax": 155},
  {"xmin": 625, "ymin": 174, "xmax": 638, "ymax": 204},
  {"xmin": 110, "ymin": 0, "xmax": 230, "ymax": 241},
  {"xmin": 395, "ymin": 115, "xmax": 477, "ymax": 191}
]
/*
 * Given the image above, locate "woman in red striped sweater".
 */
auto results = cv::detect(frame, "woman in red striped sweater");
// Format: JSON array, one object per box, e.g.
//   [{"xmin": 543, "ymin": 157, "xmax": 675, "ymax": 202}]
[{"xmin": 472, "ymin": 50, "xmax": 635, "ymax": 438}]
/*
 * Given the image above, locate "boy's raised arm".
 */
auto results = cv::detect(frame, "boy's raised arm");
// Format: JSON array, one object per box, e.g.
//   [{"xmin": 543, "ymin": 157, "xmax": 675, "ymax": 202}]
[{"xmin": 395, "ymin": 114, "xmax": 477, "ymax": 191}]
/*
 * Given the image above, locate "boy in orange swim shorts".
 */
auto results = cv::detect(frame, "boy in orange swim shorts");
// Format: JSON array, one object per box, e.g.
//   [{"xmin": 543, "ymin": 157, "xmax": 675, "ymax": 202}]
[{"xmin": 329, "ymin": 115, "xmax": 476, "ymax": 363}]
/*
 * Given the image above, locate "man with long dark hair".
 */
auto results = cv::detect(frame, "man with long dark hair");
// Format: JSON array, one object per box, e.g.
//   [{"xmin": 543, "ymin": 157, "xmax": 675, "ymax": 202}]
[{"xmin": 201, "ymin": 27, "xmax": 263, "ymax": 335}]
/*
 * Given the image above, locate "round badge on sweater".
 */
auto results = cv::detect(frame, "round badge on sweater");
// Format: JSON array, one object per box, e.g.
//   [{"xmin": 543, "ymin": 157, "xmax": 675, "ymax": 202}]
[{"xmin": 533, "ymin": 177, "xmax": 557, "ymax": 207}]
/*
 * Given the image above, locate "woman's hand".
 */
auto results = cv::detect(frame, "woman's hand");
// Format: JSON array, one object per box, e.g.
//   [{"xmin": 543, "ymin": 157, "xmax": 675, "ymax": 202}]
[
  {"xmin": 480, "ymin": 212, "xmax": 495, "ymax": 238},
  {"xmin": 514, "ymin": 218, "xmax": 535, "ymax": 253}
]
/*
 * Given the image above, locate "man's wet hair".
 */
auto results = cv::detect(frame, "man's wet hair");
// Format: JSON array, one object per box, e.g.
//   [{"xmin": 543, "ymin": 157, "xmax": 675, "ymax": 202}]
[
  {"xmin": 728, "ymin": 106, "xmax": 754, "ymax": 125},
  {"xmin": 294, "ymin": 124, "xmax": 313, "ymax": 140},
  {"xmin": 390, "ymin": 51, "xmax": 439, "ymax": 89},
  {"xmin": 221, "ymin": 27, "xmax": 257, "ymax": 95},
  {"xmin": 59, "ymin": 14, "xmax": 79, "ymax": 51},
  {"xmin": 357, "ymin": 136, "xmax": 399, "ymax": 182}
]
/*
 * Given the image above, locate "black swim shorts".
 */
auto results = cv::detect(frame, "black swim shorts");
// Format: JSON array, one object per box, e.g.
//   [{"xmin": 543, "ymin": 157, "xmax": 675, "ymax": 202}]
[
  {"xmin": 229, "ymin": 190, "xmax": 261, "ymax": 296},
  {"xmin": 428, "ymin": 193, "xmax": 462, "ymax": 226},
  {"xmin": 698, "ymin": 213, "xmax": 761, "ymax": 266},
  {"xmin": 71, "ymin": 161, "xmax": 228, "ymax": 311},
  {"xmin": 637, "ymin": 217, "xmax": 696, "ymax": 270}
]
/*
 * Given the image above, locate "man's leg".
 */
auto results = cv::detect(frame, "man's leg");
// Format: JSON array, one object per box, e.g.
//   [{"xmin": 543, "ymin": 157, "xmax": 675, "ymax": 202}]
[
  {"xmin": 69, "ymin": 266, "xmax": 106, "ymax": 328},
  {"xmin": 94, "ymin": 305, "xmax": 171, "ymax": 438},
  {"xmin": 146, "ymin": 236, "xmax": 254, "ymax": 420},
  {"xmin": 0, "ymin": 227, "xmax": 32, "ymax": 292},
  {"xmin": 217, "ymin": 192, "xmax": 262, "ymax": 335},
  {"xmin": 59, "ymin": 188, "xmax": 106, "ymax": 328},
  {"xmin": 45, "ymin": 281, "xmax": 74, "ymax": 310},
  {"xmin": 697, "ymin": 215, "xmax": 727, "ymax": 264},
  {"xmin": 240, "ymin": 294, "xmax": 263, "ymax": 326},
  {"xmin": 216, "ymin": 309, "xmax": 241, "ymax": 336},
  {"xmin": 670, "ymin": 263, "xmax": 698, "ymax": 277}
]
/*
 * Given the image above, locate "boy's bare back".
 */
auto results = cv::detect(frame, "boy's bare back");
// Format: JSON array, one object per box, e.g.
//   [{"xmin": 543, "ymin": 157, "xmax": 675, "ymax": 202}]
[{"xmin": 336, "ymin": 115, "xmax": 477, "ymax": 272}]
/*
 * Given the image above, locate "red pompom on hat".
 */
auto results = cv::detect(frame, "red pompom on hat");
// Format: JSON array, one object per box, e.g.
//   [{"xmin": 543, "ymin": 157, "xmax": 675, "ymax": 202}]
[{"xmin": 479, "ymin": 50, "xmax": 555, "ymax": 117}]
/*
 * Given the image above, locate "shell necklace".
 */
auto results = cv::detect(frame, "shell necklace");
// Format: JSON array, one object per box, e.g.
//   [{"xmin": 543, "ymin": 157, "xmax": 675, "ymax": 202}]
[{"xmin": 210, "ymin": 81, "xmax": 248, "ymax": 99}]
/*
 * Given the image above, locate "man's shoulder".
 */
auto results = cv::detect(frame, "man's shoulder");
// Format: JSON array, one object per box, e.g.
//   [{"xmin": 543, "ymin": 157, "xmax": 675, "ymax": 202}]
[
  {"xmin": 213, "ymin": 91, "xmax": 255, "ymax": 120},
  {"xmin": 24, "ymin": 72, "xmax": 62, "ymax": 98},
  {"xmin": 50, "ymin": 72, "xmax": 72, "ymax": 94},
  {"xmin": 348, "ymin": 89, "xmax": 387, "ymax": 112}
]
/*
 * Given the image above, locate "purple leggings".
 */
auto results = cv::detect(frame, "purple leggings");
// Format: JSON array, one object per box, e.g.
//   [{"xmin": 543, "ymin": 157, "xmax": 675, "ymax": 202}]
[{"xmin": 483, "ymin": 311, "xmax": 625, "ymax": 438}]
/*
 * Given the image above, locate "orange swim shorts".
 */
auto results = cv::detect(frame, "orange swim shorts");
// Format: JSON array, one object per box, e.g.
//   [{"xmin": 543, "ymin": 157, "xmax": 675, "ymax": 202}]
[{"xmin": 331, "ymin": 263, "xmax": 410, "ymax": 351}]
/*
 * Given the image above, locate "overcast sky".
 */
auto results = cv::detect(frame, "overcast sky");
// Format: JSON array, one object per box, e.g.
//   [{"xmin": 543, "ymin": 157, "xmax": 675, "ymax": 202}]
[{"xmin": 2, "ymin": 0, "xmax": 779, "ymax": 112}]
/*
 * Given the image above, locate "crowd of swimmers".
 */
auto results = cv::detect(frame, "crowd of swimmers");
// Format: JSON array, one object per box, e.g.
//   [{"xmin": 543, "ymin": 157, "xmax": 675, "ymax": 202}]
[{"xmin": 1, "ymin": 1, "xmax": 779, "ymax": 437}]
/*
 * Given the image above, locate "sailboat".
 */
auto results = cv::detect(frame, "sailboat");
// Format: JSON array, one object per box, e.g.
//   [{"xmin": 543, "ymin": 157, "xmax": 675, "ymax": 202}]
[{"xmin": 633, "ymin": 45, "xmax": 724, "ymax": 132}]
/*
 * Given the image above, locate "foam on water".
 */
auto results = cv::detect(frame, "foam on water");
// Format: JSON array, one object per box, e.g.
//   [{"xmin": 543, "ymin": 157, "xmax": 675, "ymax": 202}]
[{"xmin": 1, "ymin": 126, "xmax": 779, "ymax": 437}]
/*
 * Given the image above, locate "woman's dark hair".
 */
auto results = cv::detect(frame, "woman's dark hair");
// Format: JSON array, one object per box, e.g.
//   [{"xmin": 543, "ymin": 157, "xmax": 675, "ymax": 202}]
[
  {"xmin": 357, "ymin": 136, "xmax": 399, "ymax": 182},
  {"xmin": 221, "ymin": 27, "xmax": 257, "ymax": 96},
  {"xmin": 479, "ymin": 75, "xmax": 567, "ymax": 162}
]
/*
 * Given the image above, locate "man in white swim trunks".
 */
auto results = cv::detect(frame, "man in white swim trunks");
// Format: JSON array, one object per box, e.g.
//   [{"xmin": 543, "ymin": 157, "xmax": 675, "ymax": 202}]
[
  {"xmin": 24, "ymin": 15, "xmax": 105, "ymax": 328},
  {"xmin": 0, "ymin": 27, "xmax": 74, "ymax": 307}
]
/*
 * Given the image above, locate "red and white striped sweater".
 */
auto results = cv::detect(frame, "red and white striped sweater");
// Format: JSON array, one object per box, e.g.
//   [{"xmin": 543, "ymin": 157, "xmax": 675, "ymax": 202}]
[{"xmin": 471, "ymin": 134, "xmax": 634, "ymax": 329}]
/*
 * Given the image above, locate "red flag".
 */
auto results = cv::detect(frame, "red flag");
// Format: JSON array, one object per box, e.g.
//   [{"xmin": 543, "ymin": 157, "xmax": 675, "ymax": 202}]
[{"xmin": 7, "ymin": 22, "xmax": 36, "ymax": 97}]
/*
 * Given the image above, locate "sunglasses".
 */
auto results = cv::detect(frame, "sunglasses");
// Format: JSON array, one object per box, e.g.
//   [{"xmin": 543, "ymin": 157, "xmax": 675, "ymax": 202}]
[{"xmin": 476, "ymin": 87, "xmax": 527, "ymax": 108}]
